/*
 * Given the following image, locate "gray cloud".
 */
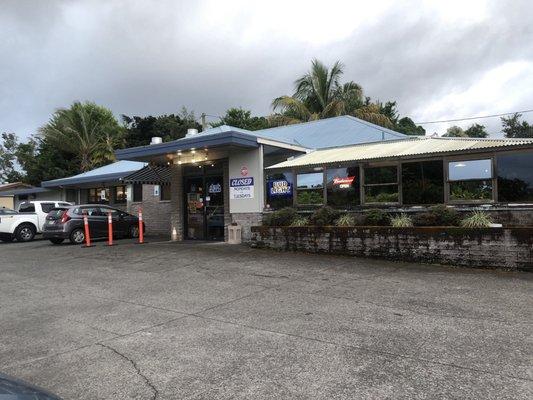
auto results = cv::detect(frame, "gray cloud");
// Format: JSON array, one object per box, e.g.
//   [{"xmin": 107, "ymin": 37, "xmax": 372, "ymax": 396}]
[{"xmin": 1, "ymin": 0, "xmax": 532, "ymax": 139}]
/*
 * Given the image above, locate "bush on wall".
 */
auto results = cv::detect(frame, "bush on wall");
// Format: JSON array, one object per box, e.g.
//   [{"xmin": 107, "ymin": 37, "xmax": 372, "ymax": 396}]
[
  {"xmin": 262, "ymin": 207, "xmax": 297, "ymax": 226},
  {"xmin": 309, "ymin": 206, "xmax": 340, "ymax": 226}
]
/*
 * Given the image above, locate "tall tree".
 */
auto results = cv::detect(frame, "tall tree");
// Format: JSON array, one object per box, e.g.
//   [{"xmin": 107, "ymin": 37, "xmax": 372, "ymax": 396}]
[
  {"xmin": 464, "ymin": 123, "xmax": 488, "ymax": 138},
  {"xmin": 16, "ymin": 136, "xmax": 80, "ymax": 186},
  {"xmin": 395, "ymin": 117, "xmax": 426, "ymax": 136},
  {"xmin": 501, "ymin": 113, "xmax": 533, "ymax": 138},
  {"xmin": 39, "ymin": 101, "xmax": 124, "ymax": 171},
  {"xmin": 0, "ymin": 132, "xmax": 23, "ymax": 183},
  {"xmin": 122, "ymin": 107, "xmax": 201, "ymax": 148},
  {"xmin": 211, "ymin": 108, "xmax": 269, "ymax": 131},
  {"xmin": 442, "ymin": 126, "xmax": 467, "ymax": 137}
]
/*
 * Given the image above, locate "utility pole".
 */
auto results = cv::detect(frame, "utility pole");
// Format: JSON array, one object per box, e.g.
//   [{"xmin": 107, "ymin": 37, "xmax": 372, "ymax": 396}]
[{"xmin": 201, "ymin": 113, "xmax": 207, "ymax": 132}]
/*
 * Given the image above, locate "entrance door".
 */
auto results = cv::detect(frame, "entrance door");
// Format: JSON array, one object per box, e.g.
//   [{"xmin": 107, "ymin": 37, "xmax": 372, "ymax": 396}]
[{"xmin": 184, "ymin": 175, "xmax": 225, "ymax": 240}]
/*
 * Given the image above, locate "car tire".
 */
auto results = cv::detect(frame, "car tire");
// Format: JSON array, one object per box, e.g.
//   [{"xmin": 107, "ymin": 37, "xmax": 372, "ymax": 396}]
[
  {"xmin": 49, "ymin": 238, "xmax": 64, "ymax": 245},
  {"xmin": 69, "ymin": 228, "xmax": 85, "ymax": 245},
  {"xmin": 129, "ymin": 225, "xmax": 140, "ymax": 238},
  {"xmin": 15, "ymin": 223, "xmax": 36, "ymax": 242}
]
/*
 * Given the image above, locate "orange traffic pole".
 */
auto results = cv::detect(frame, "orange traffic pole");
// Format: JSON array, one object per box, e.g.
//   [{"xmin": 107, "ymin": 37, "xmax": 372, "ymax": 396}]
[
  {"xmin": 138, "ymin": 208, "xmax": 144, "ymax": 244},
  {"xmin": 82, "ymin": 212, "xmax": 93, "ymax": 247},
  {"xmin": 107, "ymin": 212, "xmax": 114, "ymax": 246}
]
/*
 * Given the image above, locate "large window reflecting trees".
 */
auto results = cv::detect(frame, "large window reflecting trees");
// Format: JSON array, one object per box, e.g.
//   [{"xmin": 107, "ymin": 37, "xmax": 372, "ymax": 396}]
[
  {"xmin": 402, "ymin": 161, "xmax": 444, "ymax": 204},
  {"xmin": 326, "ymin": 166, "xmax": 360, "ymax": 209},
  {"xmin": 497, "ymin": 152, "xmax": 533, "ymax": 202},
  {"xmin": 296, "ymin": 172, "xmax": 324, "ymax": 205},
  {"xmin": 448, "ymin": 159, "xmax": 493, "ymax": 201},
  {"xmin": 363, "ymin": 165, "xmax": 399, "ymax": 204}
]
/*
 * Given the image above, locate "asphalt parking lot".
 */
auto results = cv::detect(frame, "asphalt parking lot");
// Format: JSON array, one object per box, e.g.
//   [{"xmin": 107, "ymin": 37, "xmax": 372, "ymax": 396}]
[{"xmin": 1, "ymin": 237, "xmax": 532, "ymax": 399}]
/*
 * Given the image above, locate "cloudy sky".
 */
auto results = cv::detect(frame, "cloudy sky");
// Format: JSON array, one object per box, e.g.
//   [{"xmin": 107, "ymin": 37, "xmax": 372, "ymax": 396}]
[{"xmin": 2, "ymin": 0, "xmax": 532, "ymax": 140}]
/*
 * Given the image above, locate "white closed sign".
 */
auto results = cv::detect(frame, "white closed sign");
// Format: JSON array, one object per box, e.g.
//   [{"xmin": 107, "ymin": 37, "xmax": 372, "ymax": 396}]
[{"xmin": 230, "ymin": 177, "xmax": 254, "ymax": 200}]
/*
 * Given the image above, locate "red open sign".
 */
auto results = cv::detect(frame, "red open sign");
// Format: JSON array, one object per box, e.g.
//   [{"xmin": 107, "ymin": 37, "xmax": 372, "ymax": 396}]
[{"xmin": 333, "ymin": 176, "xmax": 355, "ymax": 186}]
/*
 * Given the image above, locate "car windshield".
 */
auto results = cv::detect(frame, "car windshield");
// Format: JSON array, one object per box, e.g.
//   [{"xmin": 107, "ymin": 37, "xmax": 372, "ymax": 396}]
[{"xmin": 47, "ymin": 208, "xmax": 67, "ymax": 219}]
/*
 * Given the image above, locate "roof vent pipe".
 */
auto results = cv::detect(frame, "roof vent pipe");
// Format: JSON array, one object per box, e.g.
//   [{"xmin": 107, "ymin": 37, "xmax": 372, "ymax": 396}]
[
  {"xmin": 186, "ymin": 128, "xmax": 199, "ymax": 137},
  {"xmin": 150, "ymin": 137, "xmax": 163, "ymax": 145}
]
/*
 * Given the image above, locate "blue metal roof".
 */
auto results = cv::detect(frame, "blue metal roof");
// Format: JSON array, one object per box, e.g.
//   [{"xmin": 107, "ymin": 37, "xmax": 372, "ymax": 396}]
[
  {"xmin": 41, "ymin": 160, "xmax": 146, "ymax": 188},
  {"xmin": 254, "ymin": 116, "xmax": 407, "ymax": 148},
  {"xmin": 115, "ymin": 130, "xmax": 260, "ymax": 160},
  {"xmin": 115, "ymin": 117, "xmax": 408, "ymax": 161}
]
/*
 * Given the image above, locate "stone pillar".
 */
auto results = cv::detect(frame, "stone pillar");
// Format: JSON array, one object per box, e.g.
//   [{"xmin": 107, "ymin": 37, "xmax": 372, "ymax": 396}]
[
  {"xmin": 170, "ymin": 163, "xmax": 184, "ymax": 241},
  {"xmin": 223, "ymin": 159, "xmax": 231, "ymax": 241}
]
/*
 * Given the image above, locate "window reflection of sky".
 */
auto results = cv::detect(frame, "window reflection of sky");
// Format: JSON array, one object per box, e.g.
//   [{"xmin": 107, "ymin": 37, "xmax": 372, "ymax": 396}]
[
  {"xmin": 297, "ymin": 172, "xmax": 323, "ymax": 189},
  {"xmin": 449, "ymin": 159, "xmax": 492, "ymax": 181}
]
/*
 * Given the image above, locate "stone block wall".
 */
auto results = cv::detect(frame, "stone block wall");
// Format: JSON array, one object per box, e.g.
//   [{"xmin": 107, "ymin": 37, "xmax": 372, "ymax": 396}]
[
  {"xmin": 130, "ymin": 184, "xmax": 172, "ymax": 235},
  {"xmin": 231, "ymin": 212, "xmax": 263, "ymax": 241},
  {"xmin": 250, "ymin": 226, "xmax": 533, "ymax": 271}
]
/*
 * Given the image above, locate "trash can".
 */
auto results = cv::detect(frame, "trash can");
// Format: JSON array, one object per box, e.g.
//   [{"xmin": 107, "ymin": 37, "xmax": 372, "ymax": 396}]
[{"xmin": 228, "ymin": 224, "xmax": 242, "ymax": 244}]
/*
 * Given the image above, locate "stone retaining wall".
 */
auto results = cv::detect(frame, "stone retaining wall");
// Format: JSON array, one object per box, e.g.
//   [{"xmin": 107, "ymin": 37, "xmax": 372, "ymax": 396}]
[{"xmin": 250, "ymin": 226, "xmax": 533, "ymax": 271}]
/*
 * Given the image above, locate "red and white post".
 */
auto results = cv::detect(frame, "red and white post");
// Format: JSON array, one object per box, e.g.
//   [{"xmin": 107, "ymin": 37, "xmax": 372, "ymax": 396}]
[
  {"xmin": 107, "ymin": 212, "xmax": 114, "ymax": 246},
  {"xmin": 82, "ymin": 212, "xmax": 93, "ymax": 247},
  {"xmin": 138, "ymin": 208, "xmax": 144, "ymax": 244}
]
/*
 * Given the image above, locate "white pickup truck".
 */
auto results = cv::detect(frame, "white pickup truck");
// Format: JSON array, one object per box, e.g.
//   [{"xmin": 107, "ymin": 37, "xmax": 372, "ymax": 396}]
[{"xmin": 0, "ymin": 201, "xmax": 73, "ymax": 242}]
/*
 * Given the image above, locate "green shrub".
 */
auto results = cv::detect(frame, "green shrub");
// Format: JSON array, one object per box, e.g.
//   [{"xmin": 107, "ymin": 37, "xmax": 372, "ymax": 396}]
[
  {"xmin": 413, "ymin": 212, "xmax": 439, "ymax": 226},
  {"xmin": 364, "ymin": 209, "xmax": 389, "ymax": 226},
  {"xmin": 290, "ymin": 216, "xmax": 309, "ymax": 227},
  {"xmin": 428, "ymin": 205, "xmax": 459, "ymax": 226},
  {"xmin": 262, "ymin": 207, "xmax": 297, "ymax": 226},
  {"xmin": 309, "ymin": 206, "xmax": 340, "ymax": 226},
  {"xmin": 390, "ymin": 213, "xmax": 413, "ymax": 228},
  {"xmin": 335, "ymin": 214, "xmax": 355, "ymax": 226},
  {"xmin": 460, "ymin": 211, "xmax": 493, "ymax": 228}
]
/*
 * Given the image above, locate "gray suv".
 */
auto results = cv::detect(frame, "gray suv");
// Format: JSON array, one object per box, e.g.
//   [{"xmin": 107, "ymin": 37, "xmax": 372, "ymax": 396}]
[{"xmin": 43, "ymin": 205, "xmax": 144, "ymax": 245}]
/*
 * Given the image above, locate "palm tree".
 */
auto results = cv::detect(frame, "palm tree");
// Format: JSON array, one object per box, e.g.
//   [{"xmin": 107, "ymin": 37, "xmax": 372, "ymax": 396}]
[
  {"xmin": 270, "ymin": 59, "xmax": 392, "ymax": 128},
  {"xmin": 39, "ymin": 101, "xmax": 123, "ymax": 171}
]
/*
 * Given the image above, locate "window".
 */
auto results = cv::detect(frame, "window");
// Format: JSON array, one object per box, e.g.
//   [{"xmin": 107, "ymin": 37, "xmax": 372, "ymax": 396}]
[
  {"xmin": 88, "ymin": 188, "xmax": 109, "ymax": 204},
  {"xmin": 363, "ymin": 165, "xmax": 398, "ymax": 203},
  {"xmin": 160, "ymin": 185, "xmax": 171, "ymax": 201},
  {"xmin": 402, "ymin": 161, "xmax": 444, "ymax": 204},
  {"xmin": 133, "ymin": 184, "xmax": 143, "ymax": 202},
  {"xmin": 266, "ymin": 172, "xmax": 294, "ymax": 210},
  {"xmin": 40, "ymin": 203, "xmax": 56, "ymax": 213},
  {"xmin": 448, "ymin": 159, "xmax": 493, "ymax": 201},
  {"xmin": 18, "ymin": 202, "xmax": 35, "ymax": 213},
  {"xmin": 0, "ymin": 208, "xmax": 17, "ymax": 215},
  {"xmin": 326, "ymin": 166, "xmax": 360, "ymax": 208},
  {"xmin": 497, "ymin": 152, "xmax": 533, "ymax": 202},
  {"xmin": 296, "ymin": 171, "xmax": 324, "ymax": 205},
  {"xmin": 74, "ymin": 206, "xmax": 101, "ymax": 216},
  {"xmin": 66, "ymin": 189, "xmax": 77, "ymax": 203},
  {"xmin": 114, "ymin": 186, "xmax": 127, "ymax": 204}
]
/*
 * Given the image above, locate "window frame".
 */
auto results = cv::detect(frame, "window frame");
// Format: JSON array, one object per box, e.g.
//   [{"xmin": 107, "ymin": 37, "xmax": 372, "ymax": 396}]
[
  {"xmin": 132, "ymin": 184, "xmax": 143, "ymax": 203},
  {"xmin": 88, "ymin": 187, "xmax": 110, "ymax": 204},
  {"xmin": 445, "ymin": 156, "xmax": 496, "ymax": 204},
  {"xmin": 495, "ymin": 150, "xmax": 533, "ymax": 204},
  {"xmin": 325, "ymin": 165, "xmax": 360, "ymax": 209},
  {"xmin": 295, "ymin": 169, "xmax": 326, "ymax": 207},
  {"xmin": 160, "ymin": 184, "xmax": 171, "ymax": 201},
  {"xmin": 113, "ymin": 185, "xmax": 128, "ymax": 204},
  {"xmin": 361, "ymin": 163, "xmax": 401, "ymax": 205}
]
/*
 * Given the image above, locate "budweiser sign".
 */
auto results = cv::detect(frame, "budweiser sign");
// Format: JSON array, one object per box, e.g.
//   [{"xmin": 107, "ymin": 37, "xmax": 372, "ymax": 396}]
[{"xmin": 333, "ymin": 176, "xmax": 355, "ymax": 186}]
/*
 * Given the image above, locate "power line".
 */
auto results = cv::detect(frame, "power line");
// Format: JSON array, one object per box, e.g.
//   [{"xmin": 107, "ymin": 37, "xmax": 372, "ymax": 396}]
[{"xmin": 415, "ymin": 109, "xmax": 533, "ymax": 125}]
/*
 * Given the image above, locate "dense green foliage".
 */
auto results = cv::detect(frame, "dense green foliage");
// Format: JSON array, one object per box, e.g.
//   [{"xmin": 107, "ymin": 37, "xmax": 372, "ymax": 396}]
[
  {"xmin": 363, "ymin": 209, "xmax": 390, "ymax": 225},
  {"xmin": 211, "ymin": 108, "xmax": 269, "ymax": 131},
  {"xmin": 443, "ymin": 124, "xmax": 488, "ymax": 138},
  {"xmin": 413, "ymin": 205, "xmax": 459, "ymax": 226},
  {"xmin": 262, "ymin": 207, "xmax": 298, "ymax": 226},
  {"xmin": 122, "ymin": 107, "xmax": 201, "ymax": 148},
  {"xmin": 501, "ymin": 113, "xmax": 533, "ymax": 138},
  {"xmin": 309, "ymin": 206, "xmax": 340, "ymax": 226},
  {"xmin": 390, "ymin": 214, "xmax": 414, "ymax": 227},
  {"xmin": 0, "ymin": 133, "xmax": 22, "ymax": 183}
]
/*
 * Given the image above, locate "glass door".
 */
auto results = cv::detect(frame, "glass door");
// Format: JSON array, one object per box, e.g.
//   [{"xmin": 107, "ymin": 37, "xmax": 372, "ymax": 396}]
[
  {"xmin": 184, "ymin": 174, "xmax": 225, "ymax": 240},
  {"xmin": 205, "ymin": 177, "xmax": 224, "ymax": 240},
  {"xmin": 185, "ymin": 177, "xmax": 205, "ymax": 240}
]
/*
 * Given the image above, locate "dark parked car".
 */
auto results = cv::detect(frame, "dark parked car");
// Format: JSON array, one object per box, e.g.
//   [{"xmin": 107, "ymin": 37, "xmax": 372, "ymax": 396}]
[
  {"xmin": 0, "ymin": 372, "xmax": 62, "ymax": 399},
  {"xmin": 43, "ymin": 205, "xmax": 144, "ymax": 245}
]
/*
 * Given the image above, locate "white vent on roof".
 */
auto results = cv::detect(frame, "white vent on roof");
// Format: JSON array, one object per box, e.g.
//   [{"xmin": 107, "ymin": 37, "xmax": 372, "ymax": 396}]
[
  {"xmin": 186, "ymin": 128, "xmax": 199, "ymax": 137},
  {"xmin": 150, "ymin": 137, "xmax": 163, "ymax": 145}
]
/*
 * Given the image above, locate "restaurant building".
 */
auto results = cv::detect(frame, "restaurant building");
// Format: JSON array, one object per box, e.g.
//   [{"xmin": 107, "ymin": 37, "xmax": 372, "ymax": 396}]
[{"xmin": 115, "ymin": 116, "xmax": 533, "ymax": 240}]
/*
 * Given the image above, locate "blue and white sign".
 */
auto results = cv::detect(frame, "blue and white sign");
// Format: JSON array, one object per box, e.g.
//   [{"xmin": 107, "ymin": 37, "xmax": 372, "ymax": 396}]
[
  {"xmin": 230, "ymin": 177, "xmax": 254, "ymax": 199},
  {"xmin": 268, "ymin": 179, "xmax": 292, "ymax": 197}
]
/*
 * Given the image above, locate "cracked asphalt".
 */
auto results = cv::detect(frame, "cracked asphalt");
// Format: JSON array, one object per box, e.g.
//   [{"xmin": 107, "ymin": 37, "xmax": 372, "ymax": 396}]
[{"xmin": 1, "ymin": 237, "xmax": 532, "ymax": 399}]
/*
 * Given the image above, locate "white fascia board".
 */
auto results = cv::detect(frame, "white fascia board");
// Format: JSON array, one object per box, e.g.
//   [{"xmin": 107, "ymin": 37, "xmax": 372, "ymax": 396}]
[{"xmin": 256, "ymin": 137, "xmax": 310, "ymax": 152}]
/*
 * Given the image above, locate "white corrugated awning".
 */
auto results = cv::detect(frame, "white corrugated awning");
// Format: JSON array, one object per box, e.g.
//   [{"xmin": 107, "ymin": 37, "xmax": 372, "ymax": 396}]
[{"xmin": 268, "ymin": 137, "xmax": 533, "ymax": 169}]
